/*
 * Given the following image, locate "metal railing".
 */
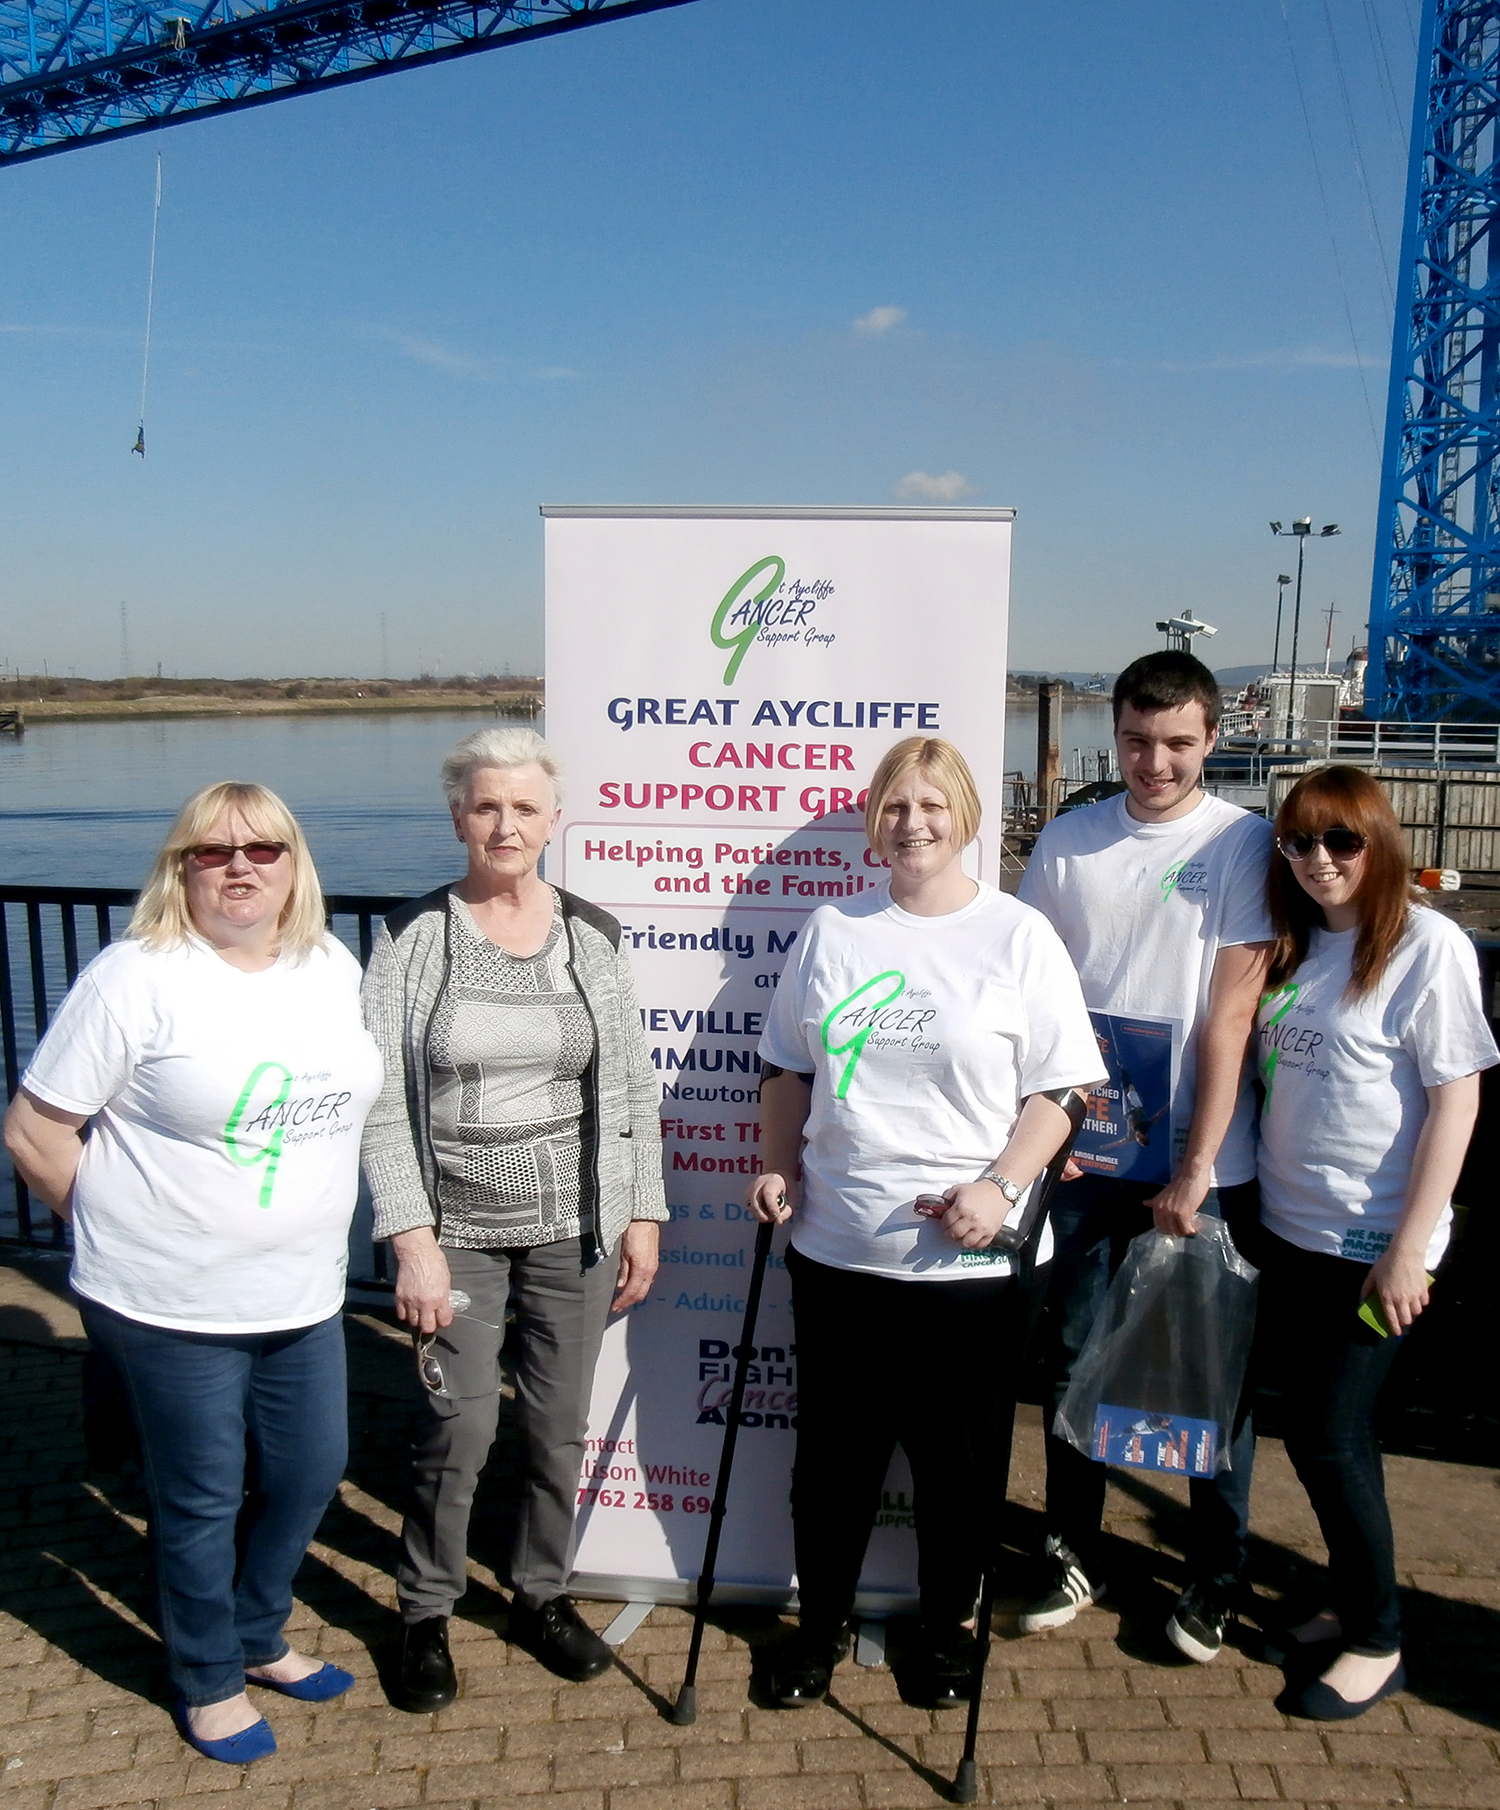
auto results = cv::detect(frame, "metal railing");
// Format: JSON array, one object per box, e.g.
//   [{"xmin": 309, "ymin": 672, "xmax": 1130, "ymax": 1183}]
[
  {"xmin": 0, "ymin": 886, "xmax": 404, "ymax": 1283},
  {"xmin": 1211, "ymin": 718, "xmax": 1500, "ymax": 786}
]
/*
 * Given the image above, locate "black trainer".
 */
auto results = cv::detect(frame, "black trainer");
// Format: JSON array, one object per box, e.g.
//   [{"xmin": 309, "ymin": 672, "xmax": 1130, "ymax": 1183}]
[
  {"xmin": 1018, "ymin": 1539, "xmax": 1105, "ymax": 1633},
  {"xmin": 766, "ymin": 1627, "xmax": 850, "ymax": 1707},
  {"xmin": 1166, "ymin": 1580, "xmax": 1234, "ymax": 1664},
  {"xmin": 392, "ymin": 1615, "xmax": 457, "ymax": 1712},
  {"xmin": 894, "ymin": 1623, "xmax": 977, "ymax": 1709},
  {"xmin": 509, "ymin": 1596, "xmax": 613, "ymax": 1683}
]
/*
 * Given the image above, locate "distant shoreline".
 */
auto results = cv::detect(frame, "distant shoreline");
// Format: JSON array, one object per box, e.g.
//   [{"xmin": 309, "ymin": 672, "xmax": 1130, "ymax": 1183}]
[{"xmin": 6, "ymin": 691, "xmax": 541, "ymax": 727}]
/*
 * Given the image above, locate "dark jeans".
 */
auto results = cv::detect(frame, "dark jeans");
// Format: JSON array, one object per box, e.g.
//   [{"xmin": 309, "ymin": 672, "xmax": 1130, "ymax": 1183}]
[
  {"xmin": 1255, "ymin": 1229, "xmax": 1404, "ymax": 1654},
  {"xmin": 787, "ymin": 1245, "xmax": 1020, "ymax": 1639},
  {"xmin": 79, "ymin": 1300, "xmax": 348, "ymax": 1707},
  {"xmin": 1037, "ymin": 1175, "xmax": 1260, "ymax": 1586}
]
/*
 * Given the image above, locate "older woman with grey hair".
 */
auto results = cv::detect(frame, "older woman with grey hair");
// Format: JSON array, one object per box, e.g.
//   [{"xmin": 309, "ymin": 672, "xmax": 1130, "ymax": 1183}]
[{"xmin": 361, "ymin": 727, "xmax": 666, "ymax": 1706}]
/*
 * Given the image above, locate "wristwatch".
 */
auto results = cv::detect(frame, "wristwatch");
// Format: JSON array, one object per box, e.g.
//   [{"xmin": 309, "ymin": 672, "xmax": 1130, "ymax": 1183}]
[{"xmin": 981, "ymin": 1171, "xmax": 1023, "ymax": 1205}]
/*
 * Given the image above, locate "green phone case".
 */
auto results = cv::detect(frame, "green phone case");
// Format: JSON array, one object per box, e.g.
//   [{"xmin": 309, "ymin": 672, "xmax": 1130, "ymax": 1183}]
[{"xmin": 1358, "ymin": 1275, "xmax": 1436, "ymax": 1338}]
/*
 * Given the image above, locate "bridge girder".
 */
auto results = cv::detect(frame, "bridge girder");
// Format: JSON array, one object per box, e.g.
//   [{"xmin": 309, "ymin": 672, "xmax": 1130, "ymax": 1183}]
[{"xmin": 0, "ymin": 0, "xmax": 697, "ymax": 165}]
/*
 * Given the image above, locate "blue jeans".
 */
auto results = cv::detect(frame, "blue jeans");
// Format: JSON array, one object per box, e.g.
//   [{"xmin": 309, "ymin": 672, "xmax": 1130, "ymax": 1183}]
[
  {"xmin": 1037, "ymin": 1176, "xmax": 1260, "ymax": 1586},
  {"xmin": 79, "ymin": 1300, "xmax": 348, "ymax": 1706},
  {"xmin": 1255, "ymin": 1230, "xmax": 1404, "ymax": 1654}
]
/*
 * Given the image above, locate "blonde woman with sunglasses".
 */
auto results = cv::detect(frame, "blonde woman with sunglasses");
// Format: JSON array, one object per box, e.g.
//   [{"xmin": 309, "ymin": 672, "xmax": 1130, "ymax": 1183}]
[
  {"xmin": 3, "ymin": 783, "xmax": 382, "ymax": 1764},
  {"xmin": 1254, "ymin": 765, "xmax": 1496, "ymax": 1720}
]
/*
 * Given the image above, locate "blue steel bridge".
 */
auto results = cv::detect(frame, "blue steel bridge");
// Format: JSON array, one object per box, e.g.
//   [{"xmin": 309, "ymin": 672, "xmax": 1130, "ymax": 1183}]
[{"xmin": 0, "ymin": 0, "xmax": 694, "ymax": 164}]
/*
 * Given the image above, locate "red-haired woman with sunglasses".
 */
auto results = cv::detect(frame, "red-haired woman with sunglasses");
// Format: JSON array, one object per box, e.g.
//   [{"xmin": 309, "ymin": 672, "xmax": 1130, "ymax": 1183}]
[
  {"xmin": 1255, "ymin": 765, "xmax": 1497, "ymax": 1719},
  {"xmin": 3, "ymin": 783, "xmax": 382, "ymax": 1763}
]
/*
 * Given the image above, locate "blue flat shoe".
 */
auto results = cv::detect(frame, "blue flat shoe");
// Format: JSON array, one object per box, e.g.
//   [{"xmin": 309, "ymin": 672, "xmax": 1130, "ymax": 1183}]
[
  {"xmin": 246, "ymin": 1661, "xmax": 355, "ymax": 1702},
  {"xmin": 174, "ymin": 1709, "xmax": 277, "ymax": 1764},
  {"xmin": 1293, "ymin": 1658, "xmax": 1406, "ymax": 1721}
]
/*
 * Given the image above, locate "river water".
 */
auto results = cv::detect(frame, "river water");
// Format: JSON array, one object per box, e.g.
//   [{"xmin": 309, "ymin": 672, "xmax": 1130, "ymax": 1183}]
[{"xmin": 0, "ymin": 702, "xmax": 1120, "ymax": 894}]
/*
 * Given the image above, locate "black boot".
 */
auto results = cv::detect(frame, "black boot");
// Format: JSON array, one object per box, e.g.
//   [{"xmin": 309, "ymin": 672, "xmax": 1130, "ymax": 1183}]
[
  {"xmin": 767, "ymin": 1625, "xmax": 850, "ymax": 1707},
  {"xmin": 508, "ymin": 1596, "xmax": 613, "ymax": 1683},
  {"xmin": 895, "ymin": 1622, "xmax": 977, "ymax": 1709},
  {"xmin": 392, "ymin": 1615, "xmax": 456, "ymax": 1712}
]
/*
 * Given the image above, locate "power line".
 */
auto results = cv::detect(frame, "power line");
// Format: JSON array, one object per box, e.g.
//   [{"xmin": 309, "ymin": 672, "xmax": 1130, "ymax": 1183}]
[
  {"xmin": 133, "ymin": 155, "xmax": 162, "ymax": 459},
  {"xmin": 1360, "ymin": 0, "xmax": 1412, "ymax": 158},
  {"xmin": 1279, "ymin": 0, "xmax": 1384, "ymax": 461},
  {"xmin": 1322, "ymin": 0, "xmax": 1396, "ymax": 316}
]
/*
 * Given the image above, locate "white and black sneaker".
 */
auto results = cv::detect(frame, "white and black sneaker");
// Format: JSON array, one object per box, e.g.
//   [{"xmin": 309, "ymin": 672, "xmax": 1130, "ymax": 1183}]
[
  {"xmin": 1018, "ymin": 1539, "xmax": 1105, "ymax": 1633},
  {"xmin": 1166, "ymin": 1580, "xmax": 1233, "ymax": 1663}
]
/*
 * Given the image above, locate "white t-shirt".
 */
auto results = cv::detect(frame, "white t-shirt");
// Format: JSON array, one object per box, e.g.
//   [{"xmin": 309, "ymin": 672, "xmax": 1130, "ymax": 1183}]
[
  {"xmin": 1255, "ymin": 906, "xmax": 1498, "ymax": 1268},
  {"xmin": 1018, "ymin": 791, "xmax": 1273, "ymax": 1185},
  {"xmin": 758, "ymin": 882, "xmax": 1107, "ymax": 1282},
  {"xmin": 23, "ymin": 936, "xmax": 384, "ymax": 1334}
]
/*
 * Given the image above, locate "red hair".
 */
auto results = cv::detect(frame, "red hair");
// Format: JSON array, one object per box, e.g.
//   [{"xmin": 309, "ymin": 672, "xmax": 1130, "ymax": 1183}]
[{"xmin": 1267, "ymin": 766, "xmax": 1416, "ymax": 997}]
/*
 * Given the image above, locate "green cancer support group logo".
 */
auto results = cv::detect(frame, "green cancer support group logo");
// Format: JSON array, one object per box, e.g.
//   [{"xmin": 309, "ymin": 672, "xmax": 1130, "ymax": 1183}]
[
  {"xmin": 1258, "ymin": 983, "xmax": 1300, "ymax": 1098},
  {"xmin": 710, "ymin": 556, "xmax": 786, "ymax": 685},
  {"xmin": 223, "ymin": 1059, "xmax": 293, "ymax": 1208},
  {"xmin": 821, "ymin": 970, "xmax": 905, "ymax": 1098}
]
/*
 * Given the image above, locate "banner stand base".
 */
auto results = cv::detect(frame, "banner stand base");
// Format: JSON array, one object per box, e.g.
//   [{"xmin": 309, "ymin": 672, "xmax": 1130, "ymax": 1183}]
[
  {"xmin": 573, "ymin": 1574, "xmax": 919, "ymax": 1663},
  {"xmin": 602, "ymin": 1601, "xmax": 654, "ymax": 1648}
]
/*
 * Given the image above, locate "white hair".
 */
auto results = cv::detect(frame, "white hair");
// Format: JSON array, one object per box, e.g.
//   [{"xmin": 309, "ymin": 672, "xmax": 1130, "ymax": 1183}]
[{"xmin": 440, "ymin": 726, "xmax": 565, "ymax": 811}]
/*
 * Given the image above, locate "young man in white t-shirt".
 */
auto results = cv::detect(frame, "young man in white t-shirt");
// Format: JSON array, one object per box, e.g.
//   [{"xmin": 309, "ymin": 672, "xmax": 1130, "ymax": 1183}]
[{"xmin": 1017, "ymin": 651, "xmax": 1273, "ymax": 1662}]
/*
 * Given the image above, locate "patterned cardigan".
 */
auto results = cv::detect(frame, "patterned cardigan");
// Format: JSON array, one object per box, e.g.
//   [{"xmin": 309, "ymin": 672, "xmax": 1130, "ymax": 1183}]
[{"xmin": 359, "ymin": 884, "xmax": 668, "ymax": 1264}]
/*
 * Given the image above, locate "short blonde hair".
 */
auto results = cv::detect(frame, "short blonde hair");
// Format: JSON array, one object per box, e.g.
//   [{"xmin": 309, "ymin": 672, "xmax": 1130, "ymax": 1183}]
[
  {"xmin": 440, "ymin": 726, "xmax": 565, "ymax": 812},
  {"xmin": 129, "ymin": 782, "xmax": 327, "ymax": 957},
  {"xmin": 863, "ymin": 737, "xmax": 983, "ymax": 852}
]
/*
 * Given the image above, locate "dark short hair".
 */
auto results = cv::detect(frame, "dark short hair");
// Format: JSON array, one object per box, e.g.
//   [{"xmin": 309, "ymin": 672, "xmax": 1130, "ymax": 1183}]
[{"xmin": 1112, "ymin": 651, "xmax": 1221, "ymax": 731}]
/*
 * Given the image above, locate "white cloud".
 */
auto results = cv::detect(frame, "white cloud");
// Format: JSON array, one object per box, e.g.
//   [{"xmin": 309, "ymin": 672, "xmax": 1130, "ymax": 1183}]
[
  {"xmin": 373, "ymin": 327, "xmax": 500, "ymax": 381},
  {"xmin": 893, "ymin": 469, "xmax": 979, "ymax": 502},
  {"xmin": 853, "ymin": 304, "xmax": 907, "ymax": 336}
]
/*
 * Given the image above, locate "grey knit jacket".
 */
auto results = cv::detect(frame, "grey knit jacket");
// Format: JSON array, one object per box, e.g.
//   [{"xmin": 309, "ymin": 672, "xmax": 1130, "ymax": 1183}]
[{"xmin": 359, "ymin": 885, "xmax": 668, "ymax": 1264}]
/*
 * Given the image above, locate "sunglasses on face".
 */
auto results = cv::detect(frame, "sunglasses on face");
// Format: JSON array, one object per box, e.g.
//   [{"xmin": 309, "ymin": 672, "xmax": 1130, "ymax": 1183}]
[
  {"xmin": 184, "ymin": 841, "xmax": 289, "ymax": 868},
  {"xmin": 1276, "ymin": 827, "xmax": 1367, "ymax": 861}
]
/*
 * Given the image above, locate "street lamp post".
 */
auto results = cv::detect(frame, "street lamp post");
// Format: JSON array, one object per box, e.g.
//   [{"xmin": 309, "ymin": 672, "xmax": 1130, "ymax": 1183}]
[
  {"xmin": 1270, "ymin": 519, "xmax": 1340, "ymax": 744},
  {"xmin": 1272, "ymin": 573, "xmax": 1292, "ymax": 673}
]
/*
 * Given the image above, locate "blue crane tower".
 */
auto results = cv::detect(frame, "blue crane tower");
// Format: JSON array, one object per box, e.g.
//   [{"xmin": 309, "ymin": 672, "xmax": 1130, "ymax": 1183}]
[
  {"xmin": 0, "ymin": 0, "xmax": 694, "ymax": 165},
  {"xmin": 1368, "ymin": 0, "xmax": 1500, "ymax": 720}
]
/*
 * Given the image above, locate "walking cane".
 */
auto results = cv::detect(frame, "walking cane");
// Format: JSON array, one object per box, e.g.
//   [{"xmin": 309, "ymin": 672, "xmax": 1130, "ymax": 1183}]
[
  {"xmin": 671, "ymin": 1213, "xmax": 777, "ymax": 1725},
  {"xmin": 953, "ymin": 1088, "xmax": 1088, "ymax": 1805}
]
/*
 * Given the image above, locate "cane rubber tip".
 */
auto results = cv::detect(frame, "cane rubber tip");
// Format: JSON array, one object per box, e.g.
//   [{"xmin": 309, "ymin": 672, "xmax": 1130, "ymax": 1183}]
[
  {"xmin": 668, "ymin": 1686, "xmax": 697, "ymax": 1726},
  {"xmin": 952, "ymin": 1758, "xmax": 978, "ymax": 1804}
]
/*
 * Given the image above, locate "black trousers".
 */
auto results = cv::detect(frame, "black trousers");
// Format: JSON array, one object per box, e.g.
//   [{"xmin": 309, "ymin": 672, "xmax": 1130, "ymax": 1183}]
[
  {"xmin": 787, "ymin": 1244, "xmax": 1019, "ymax": 1639},
  {"xmin": 1255, "ymin": 1229, "xmax": 1405, "ymax": 1654}
]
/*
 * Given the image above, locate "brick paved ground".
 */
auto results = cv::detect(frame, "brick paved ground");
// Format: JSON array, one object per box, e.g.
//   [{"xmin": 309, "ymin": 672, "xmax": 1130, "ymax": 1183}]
[{"xmin": 0, "ymin": 1255, "xmax": 1496, "ymax": 1810}]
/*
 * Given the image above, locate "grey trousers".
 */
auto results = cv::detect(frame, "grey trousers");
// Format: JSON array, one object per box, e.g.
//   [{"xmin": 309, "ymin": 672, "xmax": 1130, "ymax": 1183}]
[{"xmin": 397, "ymin": 1238, "xmax": 618, "ymax": 1621}]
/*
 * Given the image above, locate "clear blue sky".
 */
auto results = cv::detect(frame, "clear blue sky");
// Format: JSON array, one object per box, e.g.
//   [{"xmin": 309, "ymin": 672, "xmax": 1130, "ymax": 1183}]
[{"xmin": 0, "ymin": 0, "xmax": 1419, "ymax": 680}]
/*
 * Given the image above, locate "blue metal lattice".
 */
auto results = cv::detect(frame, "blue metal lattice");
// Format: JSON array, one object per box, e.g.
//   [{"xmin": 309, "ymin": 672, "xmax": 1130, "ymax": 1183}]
[
  {"xmin": 1368, "ymin": 0, "xmax": 1500, "ymax": 720},
  {"xmin": 0, "ymin": 0, "xmax": 697, "ymax": 164}
]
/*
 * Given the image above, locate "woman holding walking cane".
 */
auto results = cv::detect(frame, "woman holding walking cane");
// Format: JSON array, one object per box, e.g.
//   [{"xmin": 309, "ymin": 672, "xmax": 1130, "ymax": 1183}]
[
  {"xmin": 1255, "ymin": 766, "xmax": 1496, "ymax": 1719},
  {"xmin": 748, "ymin": 737, "xmax": 1105, "ymax": 1710}
]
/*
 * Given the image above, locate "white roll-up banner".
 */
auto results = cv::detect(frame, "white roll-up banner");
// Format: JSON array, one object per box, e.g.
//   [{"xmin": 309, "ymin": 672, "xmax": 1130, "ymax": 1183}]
[{"xmin": 543, "ymin": 504, "xmax": 1014, "ymax": 1612}]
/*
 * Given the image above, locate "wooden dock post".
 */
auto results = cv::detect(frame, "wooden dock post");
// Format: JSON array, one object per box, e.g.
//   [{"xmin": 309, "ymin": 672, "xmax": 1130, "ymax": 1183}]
[{"xmin": 1036, "ymin": 682, "xmax": 1062, "ymax": 825}]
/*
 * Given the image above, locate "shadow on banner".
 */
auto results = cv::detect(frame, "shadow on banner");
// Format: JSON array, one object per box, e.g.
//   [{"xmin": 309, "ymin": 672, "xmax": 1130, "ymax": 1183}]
[{"xmin": 569, "ymin": 836, "xmax": 921, "ymax": 1614}]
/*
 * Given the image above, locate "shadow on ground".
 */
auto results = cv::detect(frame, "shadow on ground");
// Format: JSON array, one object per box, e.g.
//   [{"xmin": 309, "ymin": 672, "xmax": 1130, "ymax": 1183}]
[{"xmin": 0, "ymin": 1293, "xmax": 1495, "ymax": 1754}]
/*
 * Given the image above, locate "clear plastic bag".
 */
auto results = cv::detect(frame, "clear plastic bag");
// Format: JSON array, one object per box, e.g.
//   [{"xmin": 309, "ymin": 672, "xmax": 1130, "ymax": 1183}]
[{"xmin": 1053, "ymin": 1219, "xmax": 1259, "ymax": 1477}]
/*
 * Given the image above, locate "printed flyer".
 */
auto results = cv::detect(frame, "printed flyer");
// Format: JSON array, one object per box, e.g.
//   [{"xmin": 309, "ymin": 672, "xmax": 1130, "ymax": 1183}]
[
  {"xmin": 1092, "ymin": 1405, "xmax": 1218, "ymax": 1478},
  {"xmin": 1073, "ymin": 1009, "xmax": 1179, "ymax": 1186},
  {"xmin": 542, "ymin": 504, "xmax": 1013, "ymax": 1610}
]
